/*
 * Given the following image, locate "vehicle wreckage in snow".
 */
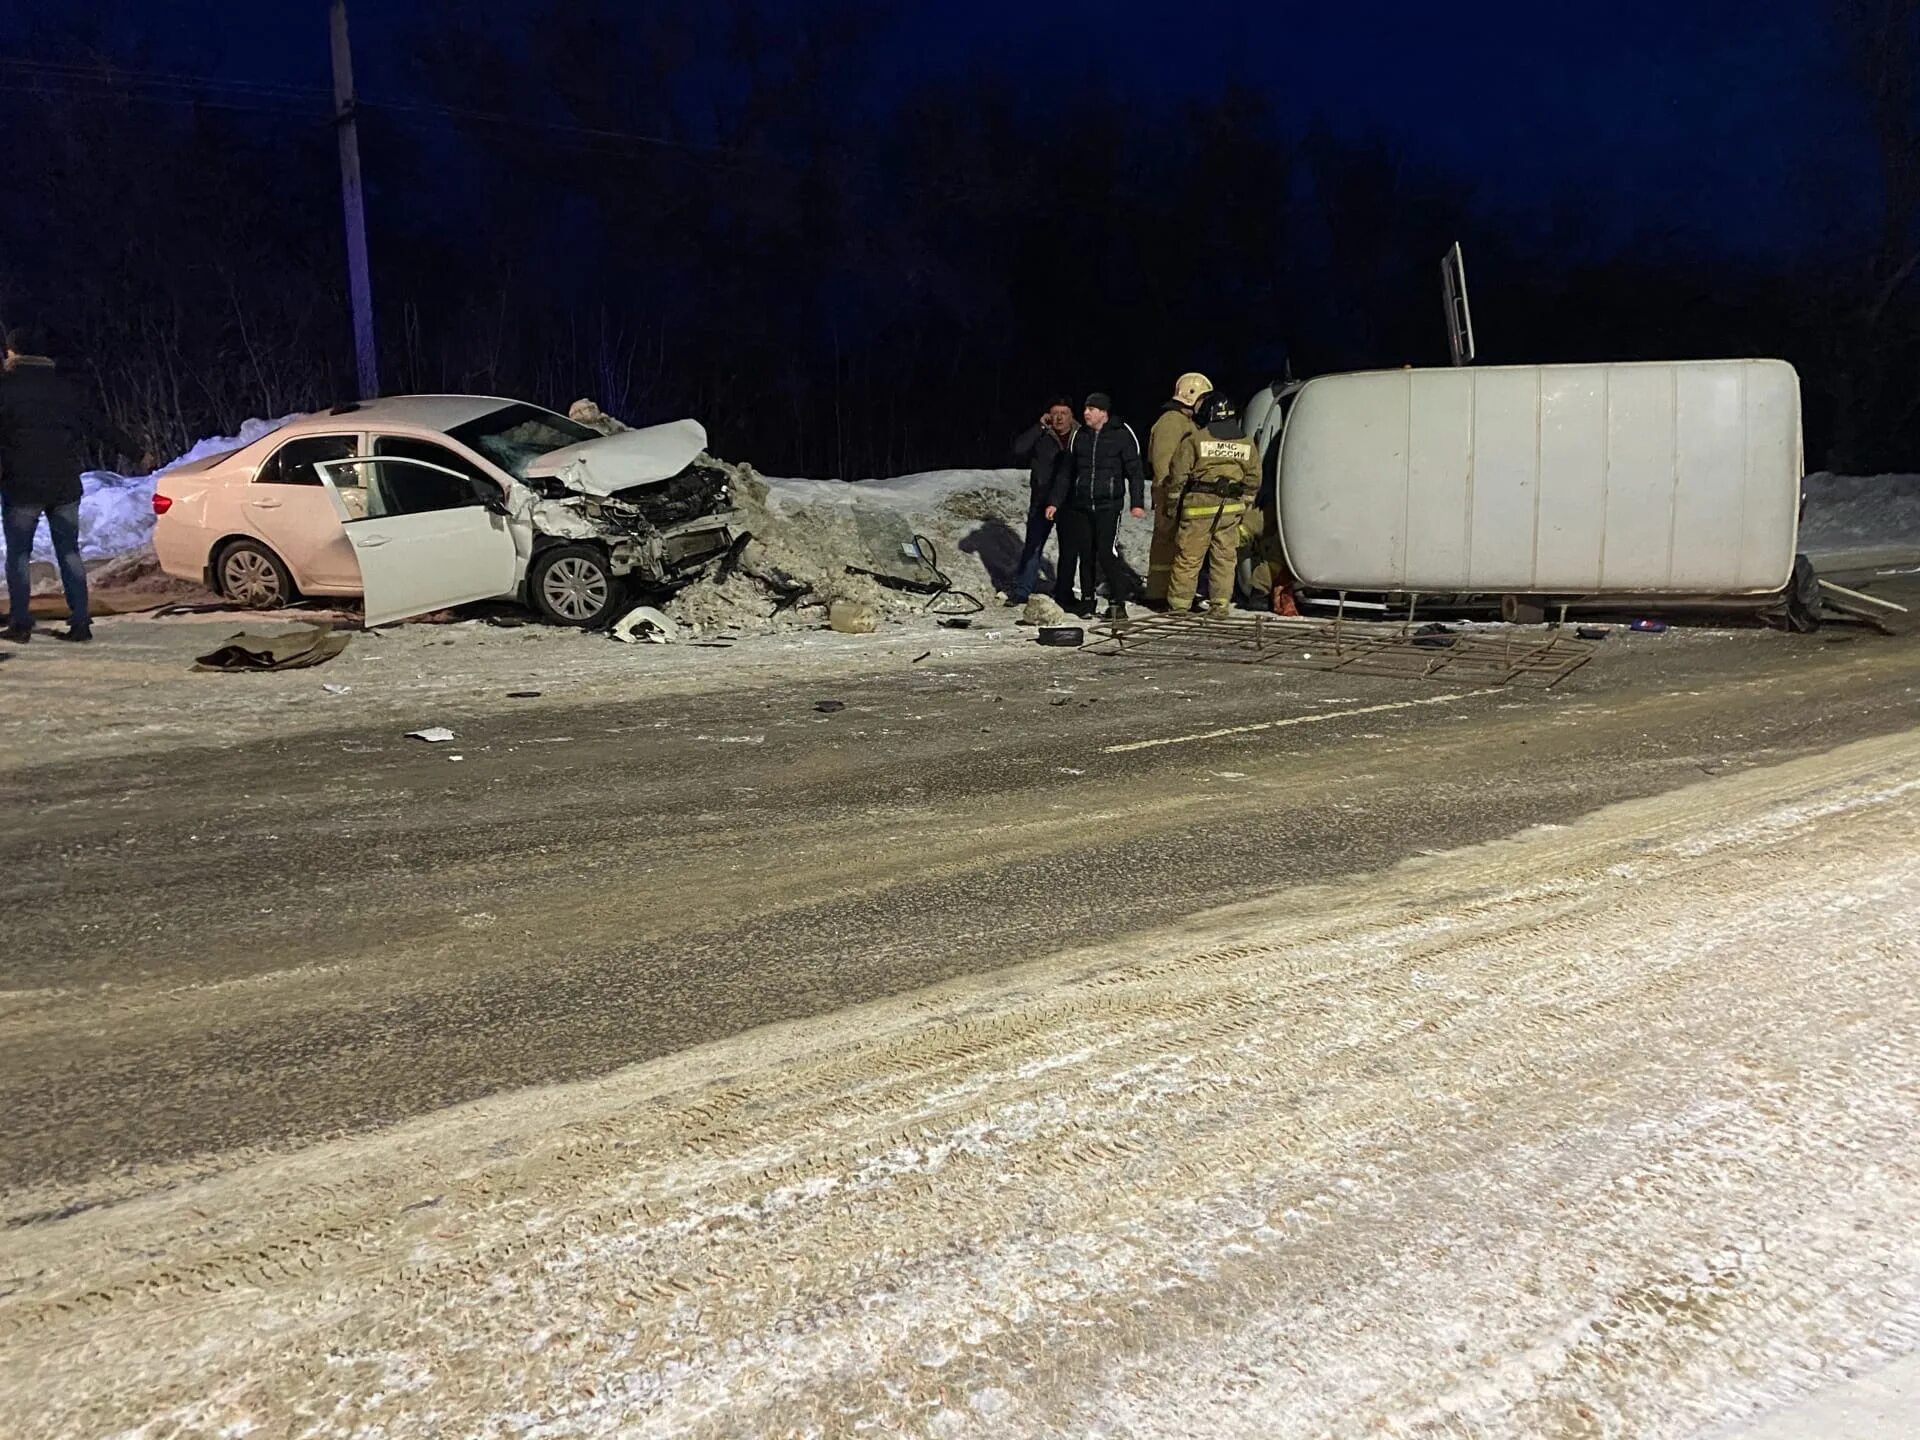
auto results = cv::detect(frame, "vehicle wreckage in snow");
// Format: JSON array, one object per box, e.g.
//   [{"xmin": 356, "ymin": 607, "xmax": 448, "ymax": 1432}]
[{"xmin": 152, "ymin": 395, "xmax": 737, "ymax": 627}]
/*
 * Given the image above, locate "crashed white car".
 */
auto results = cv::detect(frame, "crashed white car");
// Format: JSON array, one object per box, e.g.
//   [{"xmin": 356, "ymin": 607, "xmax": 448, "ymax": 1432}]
[{"xmin": 151, "ymin": 395, "xmax": 735, "ymax": 626}]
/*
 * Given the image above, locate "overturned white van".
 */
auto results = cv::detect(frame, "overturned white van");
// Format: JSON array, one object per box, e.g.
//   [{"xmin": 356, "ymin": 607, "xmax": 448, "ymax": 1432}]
[{"xmin": 1262, "ymin": 358, "xmax": 1805, "ymax": 608}]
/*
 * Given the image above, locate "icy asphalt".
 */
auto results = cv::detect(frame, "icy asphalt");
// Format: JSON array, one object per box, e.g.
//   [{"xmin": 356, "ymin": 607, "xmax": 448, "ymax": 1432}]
[{"xmin": 1, "ymin": 601, "xmax": 1918, "ymax": 1202}]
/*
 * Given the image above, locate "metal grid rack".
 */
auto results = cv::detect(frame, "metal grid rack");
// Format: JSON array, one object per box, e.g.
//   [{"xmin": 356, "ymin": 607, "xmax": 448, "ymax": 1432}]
[{"xmin": 1081, "ymin": 613, "xmax": 1595, "ymax": 688}]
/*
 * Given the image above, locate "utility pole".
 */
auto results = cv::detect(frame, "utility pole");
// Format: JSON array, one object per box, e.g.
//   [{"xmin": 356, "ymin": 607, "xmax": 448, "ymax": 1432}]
[{"xmin": 330, "ymin": 0, "xmax": 379, "ymax": 398}]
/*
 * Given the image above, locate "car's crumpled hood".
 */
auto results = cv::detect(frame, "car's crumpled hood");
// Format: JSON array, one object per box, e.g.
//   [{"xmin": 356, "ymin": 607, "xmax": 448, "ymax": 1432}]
[{"xmin": 521, "ymin": 419, "xmax": 708, "ymax": 497}]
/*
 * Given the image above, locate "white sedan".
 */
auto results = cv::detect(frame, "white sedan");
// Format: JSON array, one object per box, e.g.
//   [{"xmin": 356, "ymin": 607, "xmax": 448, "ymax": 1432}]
[{"xmin": 151, "ymin": 395, "xmax": 734, "ymax": 627}]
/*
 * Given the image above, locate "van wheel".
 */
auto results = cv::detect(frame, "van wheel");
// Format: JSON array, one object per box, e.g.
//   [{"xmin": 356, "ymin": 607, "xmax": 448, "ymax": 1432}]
[
  {"xmin": 529, "ymin": 543, "xmax": 623, "ymax": 627},
  {"xmin": 1782, "ymin": 553, "xmax": 1822, "ymax": 633},
  {"xmin": 216, "ymin": 539, "xmax": 296, "ymax": 609}
]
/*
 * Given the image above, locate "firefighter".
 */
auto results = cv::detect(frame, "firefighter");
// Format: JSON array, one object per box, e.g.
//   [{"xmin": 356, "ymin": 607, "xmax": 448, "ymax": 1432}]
[
  {"xmin": 1164, "ymin": 393, "xmax": 1260, "ymax": 617},
  {"xmin": 1145, "ymin": 371, "xmax": 1213, "ymax": 608}
]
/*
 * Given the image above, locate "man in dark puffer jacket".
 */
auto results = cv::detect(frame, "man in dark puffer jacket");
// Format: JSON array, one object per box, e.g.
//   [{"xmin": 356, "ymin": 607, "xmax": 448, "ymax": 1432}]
[
  {"xmin": 1045, "ymin": 392, "xmax": 1146, "ymax": 620},
  {"xmin": 1, "ymin": 327, "xmax": 138, "ymax": 643}
]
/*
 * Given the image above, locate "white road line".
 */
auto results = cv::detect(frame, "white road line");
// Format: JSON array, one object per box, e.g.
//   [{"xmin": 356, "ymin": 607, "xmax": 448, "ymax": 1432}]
[{"xmin": 1102, "ymin": 687, "xmax": 1508, "ymax": 754}]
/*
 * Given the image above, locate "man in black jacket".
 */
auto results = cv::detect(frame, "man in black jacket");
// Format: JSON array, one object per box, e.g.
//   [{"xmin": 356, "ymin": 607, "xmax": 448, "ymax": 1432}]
[
  {"xmin": 0, "ymin": 327, "xmax": 135, "ymax": 642},
  {"xmin": 1006, "ymin": 396, "xmax": 1076, "ymax": 604},
  {"xmin": 1045, "ymin": 392, "xmax": 1146, "ymax": 620}
]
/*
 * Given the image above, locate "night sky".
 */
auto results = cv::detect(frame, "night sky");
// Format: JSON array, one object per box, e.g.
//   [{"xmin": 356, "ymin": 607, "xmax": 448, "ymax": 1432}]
[
  {"xmin": 2, "ymin": 0, "xmax": 1880, "ymax": 262},
  {"xmin": 3, "ymin": 0, "xmax": 1911, "ymax": 473}
]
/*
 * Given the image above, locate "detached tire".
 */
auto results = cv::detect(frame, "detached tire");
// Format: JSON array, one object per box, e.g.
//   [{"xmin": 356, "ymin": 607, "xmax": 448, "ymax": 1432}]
[
  {"xmin": 216, "ymin": 538, "xmax": 296, "ymax": 609},
  {"xmin": 529, "ymin": 543, "xmax": 624, "ymax": 628}
]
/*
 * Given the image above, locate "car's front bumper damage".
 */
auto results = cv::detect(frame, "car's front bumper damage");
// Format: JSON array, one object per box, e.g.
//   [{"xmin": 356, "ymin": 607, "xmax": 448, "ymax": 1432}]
[{"xmin": 509, "ymin": 455, "xmax": 738, "ymax": 586}]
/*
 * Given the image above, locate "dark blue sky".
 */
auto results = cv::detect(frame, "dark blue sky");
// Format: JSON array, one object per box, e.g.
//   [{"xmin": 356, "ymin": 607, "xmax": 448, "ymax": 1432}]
[{"xmin": 1, "ymin": 0, "xmax": 1883, "ymax": 262}]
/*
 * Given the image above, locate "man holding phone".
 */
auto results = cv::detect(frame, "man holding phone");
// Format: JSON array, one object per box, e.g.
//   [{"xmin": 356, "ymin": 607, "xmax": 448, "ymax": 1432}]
[{"xmin": 1006, "ymin": 396, "xmax": 1076, "ymax": 605}]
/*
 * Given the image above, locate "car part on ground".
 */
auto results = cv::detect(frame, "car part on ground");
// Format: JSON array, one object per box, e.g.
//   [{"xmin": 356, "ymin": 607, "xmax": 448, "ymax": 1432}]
[
  {"xmin": 609, "ymin": 604, "xmax": 682, "ymax": 644},
  {"xmin": 215, "ymin": 539, "xmax": 296, "ymax": 609},
  {"xmin": 193, "ymin": 625, "xmax": 349, "ymax": 671}
]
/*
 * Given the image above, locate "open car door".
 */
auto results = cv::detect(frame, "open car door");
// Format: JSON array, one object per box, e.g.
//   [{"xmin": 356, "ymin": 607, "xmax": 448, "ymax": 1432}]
[{"xmin": 315, "ymin": 457, "xmax": 520, "ymax": 627}]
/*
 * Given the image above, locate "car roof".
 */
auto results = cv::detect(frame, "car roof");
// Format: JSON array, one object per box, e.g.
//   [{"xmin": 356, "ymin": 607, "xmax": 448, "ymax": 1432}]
[{"xmin": 284, "ymin": 394, "xmax": 539, "ymax": 433}]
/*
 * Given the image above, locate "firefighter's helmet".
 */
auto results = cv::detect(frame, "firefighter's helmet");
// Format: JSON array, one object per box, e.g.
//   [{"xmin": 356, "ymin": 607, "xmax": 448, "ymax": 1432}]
[
  {"xmin": 1201, "ymin": 393, "xmax": 1238, "ymax": 426},
  {"xmin": 1172, "ymin": 371, "xmax": 1214, "ymax": 409}
]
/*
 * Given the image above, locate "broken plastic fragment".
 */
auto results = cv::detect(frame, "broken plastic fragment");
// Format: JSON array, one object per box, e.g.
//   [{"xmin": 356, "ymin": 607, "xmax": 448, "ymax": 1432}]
[
  {"xmin": 407, "ymin": 727, "xmax": 457, "ymax": 743},
  {"xmin": 610, "ymin": 604, "xmax": 682, "ymax": 645}
]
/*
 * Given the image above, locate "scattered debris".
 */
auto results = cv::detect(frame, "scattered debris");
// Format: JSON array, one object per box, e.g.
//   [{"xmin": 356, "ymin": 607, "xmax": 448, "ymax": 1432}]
[
  {"xmin": 1037, "ymin": 626, "xmax": 1085, "ymax": 648},
  {"xmin": 1576, "ymin": 626, "xmax": 1612, "ymax": 641},
  {"xmin": 813, "ymin": 700, "xmax": 847, "ymax": 714},
  {"xmin": 1630, "ymin": 619, "xmax": 1670, "ymax": 633},
  {"xmin": 610, "ymin": 604, "xmax": 682, "ymax": 645},
  {"xmin": 1084, "ymin": 614, "xmax": 1594, "ymax": 688},
  {"xmin": 1020, "ymin": 595, "xmax": 1071, "ymax": 627},
  {"xmin": 938, "ymin": 617, "xmax": 973, "ymax": 630},
  {"xmin": 506, "ymin": 690, "xmax": 543, "ymax": 699},
  {"xmin": 321, "ymin": 682, "xmax": 352, "ymax": 695},
  {"xmin": 829, "ymin": 601, "xmax": 878, "ymax": 635},
  {"xmin": 407, "ymin": 727, "xmax": 457, "ymax": 744},
  {"xmin": 194, "ymin": 626, "xmax": 350, "ymax": 672},
  {"xmin": 911, "ymin": 651, "xmax": 933, "ymax": 664},
  {"xmin": 566, "ymin": 398, "xmax": 629, "ymax": 436},
  {"xmin": 1818, "ymin": 579, "xmax": 1909, "ymax": 614}
]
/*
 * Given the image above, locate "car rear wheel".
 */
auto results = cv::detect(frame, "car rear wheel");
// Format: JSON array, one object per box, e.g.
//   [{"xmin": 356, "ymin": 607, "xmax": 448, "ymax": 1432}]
[
  {"xmin": 529, "ymin": 543, "xmax": 624, "ymax": 627},
  {"xmin": 216, "ymin": 539, "xmax": 296, "ymax": 609}
]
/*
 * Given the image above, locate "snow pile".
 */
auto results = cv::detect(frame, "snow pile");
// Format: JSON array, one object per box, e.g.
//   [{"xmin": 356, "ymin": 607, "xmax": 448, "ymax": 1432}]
[
  {"xmin": 30, "ymin": 415, "xmax": 294, "ymax": 565},
  {"xmin": 663, "ymin": 464, "xmax": 1153, "ymax": 635},
  {"xmin": 1799, "ymin": 471, "xmax": 1920, "ymax": 562}
]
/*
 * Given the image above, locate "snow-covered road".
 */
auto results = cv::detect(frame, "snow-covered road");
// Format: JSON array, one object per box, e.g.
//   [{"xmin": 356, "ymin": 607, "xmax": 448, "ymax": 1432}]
[{"xmin": 5, "ymin": 731, "xmax": 1920, "ymax": 1438}]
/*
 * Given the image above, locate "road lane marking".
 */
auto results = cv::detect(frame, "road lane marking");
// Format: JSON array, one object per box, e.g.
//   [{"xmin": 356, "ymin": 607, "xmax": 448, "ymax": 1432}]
[{"xmin": 1102, "ymin": 687, "xmax": 1508, "ymax": 754}]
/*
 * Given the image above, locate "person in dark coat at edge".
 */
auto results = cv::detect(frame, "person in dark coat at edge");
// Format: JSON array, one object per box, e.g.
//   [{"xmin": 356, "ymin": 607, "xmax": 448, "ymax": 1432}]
[
  {"xmin": 1, "ymin": 326, "xmax": 139, "ymax": 643},
  {"xmin": 1044, "ymin": 392, "xmax": 1146, "ymax": 621},
  {"xmin": 1005, "ymin": 396, "xmax": 1077, "ymax": 605}
]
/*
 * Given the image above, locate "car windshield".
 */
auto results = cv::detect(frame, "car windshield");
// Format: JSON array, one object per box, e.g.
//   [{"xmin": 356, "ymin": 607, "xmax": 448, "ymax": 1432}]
[{"xmin": 448, "ymin": 404, "xmax": 599, "ymax": 479}]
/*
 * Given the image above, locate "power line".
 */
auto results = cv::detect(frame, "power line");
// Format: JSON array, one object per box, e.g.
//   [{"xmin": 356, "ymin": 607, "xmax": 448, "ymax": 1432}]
[
  {"xmin": 0, "ymin": 56, "xmax": 332, "ymax": 102},
  {"xmin": 0, "ymin": 81, "xmax": 329, "ymax": 122}
]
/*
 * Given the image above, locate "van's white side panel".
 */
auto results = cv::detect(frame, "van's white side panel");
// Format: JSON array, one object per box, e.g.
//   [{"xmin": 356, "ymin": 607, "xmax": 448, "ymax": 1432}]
[{"xmin": 1277, "ymin": 359, "xmax": 1803, "ymax": 594}]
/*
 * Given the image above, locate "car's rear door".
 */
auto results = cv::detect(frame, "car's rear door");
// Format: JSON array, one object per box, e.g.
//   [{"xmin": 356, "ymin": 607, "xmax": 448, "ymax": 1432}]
[
  {"xmin": 246, "ymin": 433, "xmax": 365, "ymax": 589},
  {"xmin": 314, "ymin": 456, "xmax": 519, "ymax": 627}
]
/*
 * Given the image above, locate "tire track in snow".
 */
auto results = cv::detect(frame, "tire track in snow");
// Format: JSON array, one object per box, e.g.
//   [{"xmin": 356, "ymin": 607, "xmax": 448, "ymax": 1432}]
[{"xmin": 4, "ymin": 733, "xmax": 1920, "ymax": 1438}]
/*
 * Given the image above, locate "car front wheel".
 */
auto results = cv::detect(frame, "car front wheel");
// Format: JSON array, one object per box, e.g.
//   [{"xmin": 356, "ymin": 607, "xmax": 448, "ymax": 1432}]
[
  {"xmin": 216, "ymin": 539, "xmax": 296, "ymax": 609},
  {"xmin": 528, "ymin": 543, "xmax": 624, "ymax": 627}
]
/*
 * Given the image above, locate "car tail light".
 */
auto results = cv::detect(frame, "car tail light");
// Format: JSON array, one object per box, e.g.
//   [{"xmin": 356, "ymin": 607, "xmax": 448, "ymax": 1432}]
[{"xmin": 152, "ymin": 494, "xmax": 173, "ymax": 515}]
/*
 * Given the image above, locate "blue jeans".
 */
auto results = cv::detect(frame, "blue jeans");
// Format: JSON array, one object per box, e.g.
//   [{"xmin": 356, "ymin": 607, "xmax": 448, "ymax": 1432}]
[
  {"xmin": 1009, "ymin": 491, "xmax": 1054, "ymax": 600},
  {"xmin": 3, "ymin": 500, "xmax": 89, "ymax": 633}
]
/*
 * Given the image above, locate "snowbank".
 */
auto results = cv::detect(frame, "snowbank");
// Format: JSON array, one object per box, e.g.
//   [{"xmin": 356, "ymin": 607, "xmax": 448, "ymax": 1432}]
[
  {"xmin": 662, "ymin": 466, "xmax": 1155, "ymax": 635},
  {"xmin": 29, "ymin": 416, "xmax": 294, "ymax": 564},
  {"xmin": 1799, "ymin": 471, "xmax": 1920, "ymax": 564}
]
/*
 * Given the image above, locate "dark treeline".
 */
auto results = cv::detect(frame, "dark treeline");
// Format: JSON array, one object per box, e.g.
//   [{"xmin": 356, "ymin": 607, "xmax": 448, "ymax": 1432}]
[{"xmin": 2, "ymin": 1, "xmax": 1915, "ymax": 476}]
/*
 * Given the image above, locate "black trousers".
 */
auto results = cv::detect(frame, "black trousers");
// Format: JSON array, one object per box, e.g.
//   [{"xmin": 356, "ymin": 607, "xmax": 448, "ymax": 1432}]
[{"xmin": 1053, "ymin": 507, "xmax": 1124, "ymax": 608}]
